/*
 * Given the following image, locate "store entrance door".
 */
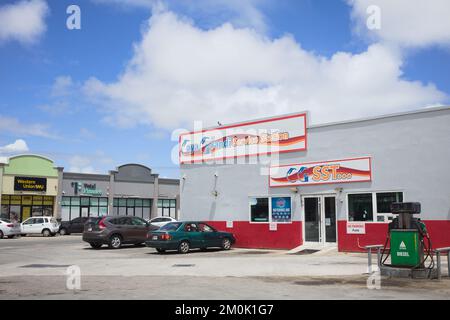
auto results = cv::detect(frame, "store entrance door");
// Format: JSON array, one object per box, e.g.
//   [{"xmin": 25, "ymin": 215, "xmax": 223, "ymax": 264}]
[
  {"xmin": 21, "ymin": 206, "xmax": 31, "ymax": 222},
  {"xmin": 302, "ymin": 195, "xmax": 337, "ymax": 244}
]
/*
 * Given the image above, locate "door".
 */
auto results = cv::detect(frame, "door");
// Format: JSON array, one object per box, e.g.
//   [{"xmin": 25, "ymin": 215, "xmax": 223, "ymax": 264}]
[
  {"xmin": 303, "ymin": 195, "xmax": 337, "ymax": 244},
  {"xmin": 21, "ymin": 206, "xmax": 31, "ymax": 222},
  {"xmin": 199, "ymin": 223, "xmax": 221, "ymax": 247},
  {"xmin": 182, "ymin": 223, "xmax": 203, "ymax": 248},
  {"xmin": 129, "ymin": 217, "xmax": 149, "ymax": 241},
  {"xmin": 81, "ymin": 207, "xmax": 89, "ymax": 218}
]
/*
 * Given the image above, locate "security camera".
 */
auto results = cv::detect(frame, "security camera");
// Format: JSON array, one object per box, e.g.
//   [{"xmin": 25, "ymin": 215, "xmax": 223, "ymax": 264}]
[
  {"xmin": 182, "ymin": 174, "xmax": 187, "ymax": 180},
  {"xmin": 214, "ymin": 172, "xmax": 219, "ymax": 177}
]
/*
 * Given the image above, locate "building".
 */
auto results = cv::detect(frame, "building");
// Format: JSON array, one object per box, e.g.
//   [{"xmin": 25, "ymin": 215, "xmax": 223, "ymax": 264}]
[
  {"xmin": 0, "ymin": 159, "xmax": 179, "ymax": 222},
  {"xmin": 0, "ymin": 155, "xmax": 63, "ymax": 222},
  {"xmin": 179, "ymin": 106, "xmax": 450, "ymax": 252},
  {"xmin": 61, "ymin": 164, "xmax": 179, "ymax": 221}
]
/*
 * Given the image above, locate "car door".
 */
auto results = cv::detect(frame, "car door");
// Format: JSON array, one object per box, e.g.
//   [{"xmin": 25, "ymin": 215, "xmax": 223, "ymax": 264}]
[
  {"xmin": 183, "ymin": 223, "xmax": 203, "ymax": 248},
  {"xmin": 117, "ymin": 217, "xmax": 134, "ymax": 243},
  {"xmin": 21, "ymin": 218, "xmax": 35, "ymax": 234},
  {"xmin": 70, "ymin": 217, "xmax": 83, "ymax": 233},
  {"xmin": 129, "ymin": 217, "xmax": 150, "ymax": 242},
  {"xmin": 32, "ymin": 217, "xmax": 45, "ymax": 234},
  {"xmin": 199, "ymin": 223, "xmax": 221, "ymax": 247}
]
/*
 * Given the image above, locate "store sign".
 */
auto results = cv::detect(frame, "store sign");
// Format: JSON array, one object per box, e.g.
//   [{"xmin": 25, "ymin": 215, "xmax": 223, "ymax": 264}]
[
  {"xmin": 271, "ymin": 197, "xmax": 292, "ymax": 223},
  {"xmin": 179, "ymin": 113, "xmax": 307, "ymax": 164},
  {"xmin": 347, "ymin": 222, "xmax": 366, "ymax": 234},
  {"xmin": 71, "ymin": 182, "xmax": 103, "ymax": 196},
  {"xmin": 269, "ymin": 157, "xmax": 372, "ymax": 187},
  {"xmin": 14, "ymin": 176, "xmax": 47, "ymax": 192}
]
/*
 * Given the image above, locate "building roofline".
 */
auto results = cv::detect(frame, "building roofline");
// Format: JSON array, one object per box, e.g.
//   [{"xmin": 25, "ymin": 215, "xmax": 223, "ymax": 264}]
[{"xmin": 308, "ymin": 105, "xmax": 450, "ymax": 130}]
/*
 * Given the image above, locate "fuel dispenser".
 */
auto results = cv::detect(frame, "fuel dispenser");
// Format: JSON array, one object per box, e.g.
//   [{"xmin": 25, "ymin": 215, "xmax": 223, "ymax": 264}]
[{"xmin": 380, "ymin": 202, "xmax": 435, "ymax": 276}]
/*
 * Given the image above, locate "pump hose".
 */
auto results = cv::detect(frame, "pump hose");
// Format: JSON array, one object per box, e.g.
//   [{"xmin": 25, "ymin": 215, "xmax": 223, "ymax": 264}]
[{"xmin": 379, "ymin": 234, "xmax": 391, "ymax": 267}]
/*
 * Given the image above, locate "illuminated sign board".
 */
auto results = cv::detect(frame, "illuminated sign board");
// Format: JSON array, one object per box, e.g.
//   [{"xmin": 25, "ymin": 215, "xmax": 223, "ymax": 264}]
[
  {"xmin": 179, "ymin": 113, "xmax": 307, "ymax": 164},
  {"xmin": 269, "ymin": 157, "xmax": 372, "ymax": 187},
  {"xmin": 14, "ymin": 176, "xmax": 47, "ymax": 192}
]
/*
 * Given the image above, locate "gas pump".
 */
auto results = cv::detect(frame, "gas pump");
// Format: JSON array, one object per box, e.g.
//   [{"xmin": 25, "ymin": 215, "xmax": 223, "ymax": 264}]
[{"xmin": 380, "ymin": 202, "xmax": 435, "ymax": 277}]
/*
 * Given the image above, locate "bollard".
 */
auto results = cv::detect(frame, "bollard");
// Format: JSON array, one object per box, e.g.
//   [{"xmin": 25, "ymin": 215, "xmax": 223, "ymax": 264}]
[{"xmin": 368, "ymin": 248, "xmax": 372, "ymax": 273}]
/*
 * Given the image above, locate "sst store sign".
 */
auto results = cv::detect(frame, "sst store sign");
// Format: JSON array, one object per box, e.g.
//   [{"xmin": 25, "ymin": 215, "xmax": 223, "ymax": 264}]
[
  {"xmin": 346, "ymin": 222, "xmax": 366, "ymax": 234},
  {"xmin": 14, "ymin": 176, "xmax": 47, "ymax": 192},
  {"xmin": 269, "ymin": 157, "xmax": 372, "ymax": 187},
  {"xmin": 179, "ymin": 113, "xmax": 307, "ymax": 164}
]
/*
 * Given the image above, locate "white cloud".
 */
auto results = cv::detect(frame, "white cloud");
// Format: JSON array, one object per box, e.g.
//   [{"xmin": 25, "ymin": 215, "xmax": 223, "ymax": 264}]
[
  {"xmin": 83, "ymin": 10, "xmax": 447, "ymax": 130},
  {"xmin": 68, "ymin": 155, "xmax": 95, "ymax": 174},
  {"xmin": 0, "ymin": 115, "xmax": 56, "ymax": 138},
  {"xmin": 348, "ymin": 0, "xmax": 450, "ymax": 48},
  {"xmin": 0, "ymin": 0, "xmax": 49, "ymax": 44},
  {"xmin": 0, "ymin": 139, "xmax": 29, "ymax": 154}
]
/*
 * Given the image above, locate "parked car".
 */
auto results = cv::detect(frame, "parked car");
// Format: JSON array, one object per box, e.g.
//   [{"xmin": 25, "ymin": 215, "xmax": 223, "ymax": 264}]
[
  {"xmin": 146, "ymin": 221, "xmax": 235, "ymax": 254},
  {"xmin": 59, "ymin": 217, "xmax": 89, "ymax": 235},
  {"xmin": 21, "ymin": 216, "xmax": 59, "ymax": 237},
  {"xmin": 0, "ymin": 219, "xmax": 21, "ymax": 239},
  {"xmin": 82, "ymin": 216, "xmax": 159, "ymax": 249},
  {"xmin": 148, "ymin": 216, "xmax": 177, "ymax": 228}
]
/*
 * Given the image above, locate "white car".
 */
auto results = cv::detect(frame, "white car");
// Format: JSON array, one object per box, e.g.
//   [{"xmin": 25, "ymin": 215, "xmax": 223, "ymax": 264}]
[
  {"xmin": 21, "ymin": 216, "xmax": 59, "ymax": 237},
  {"xmin": 0, "ymin": 219, "xmax": 21, "ymax": 239},
  {"xmin": 148, "ymin": 216, "xmax": 177, "ymax": 228}
]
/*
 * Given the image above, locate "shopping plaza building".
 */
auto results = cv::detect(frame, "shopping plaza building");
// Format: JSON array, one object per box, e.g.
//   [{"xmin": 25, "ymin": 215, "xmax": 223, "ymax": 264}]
[
  {"xmin": 0, "ymin": 158, "xmax": 179, "ymax": 222},
  {"xmin": 179, "ymin": 106, "xmax": 450, "ymax": 252}
]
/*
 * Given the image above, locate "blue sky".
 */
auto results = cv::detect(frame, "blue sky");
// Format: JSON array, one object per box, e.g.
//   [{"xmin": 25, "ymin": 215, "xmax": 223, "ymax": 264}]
[{"xmin": 1, "ymin": 0, "xmax": 449, "ymax": 178}]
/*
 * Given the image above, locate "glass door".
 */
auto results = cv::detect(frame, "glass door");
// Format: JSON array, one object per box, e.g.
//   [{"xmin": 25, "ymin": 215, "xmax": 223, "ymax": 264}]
[{"xmin": 303, "ymin": 195, "xmax": 337, "ymax": 244}]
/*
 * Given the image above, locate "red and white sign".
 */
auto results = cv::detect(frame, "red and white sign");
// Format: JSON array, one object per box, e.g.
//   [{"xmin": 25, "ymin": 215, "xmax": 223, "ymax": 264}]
[
  {"xmin": 269, "ymin": 157, "xmax": 372, "ymax": 187},
  {"xmin": 179, "ymin": 113, "xmax": 307, "ymax": 164},
  {"xmin": 346, "ymin": 222, "xmax": 366, "ymax": 234}
]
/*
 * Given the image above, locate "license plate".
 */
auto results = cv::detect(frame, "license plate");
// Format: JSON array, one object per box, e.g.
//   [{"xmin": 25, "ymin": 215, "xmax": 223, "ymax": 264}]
[{"xmin": 152, "ymin": 235, "xmax": 158, "ymax": 240}]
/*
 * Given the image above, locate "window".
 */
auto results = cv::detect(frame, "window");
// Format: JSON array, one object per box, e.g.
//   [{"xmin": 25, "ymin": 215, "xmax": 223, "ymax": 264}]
[
  {"xmin": 157, "ymin": 199, "xmax": 176, "ymax": 218},
  {"xmin": 199, "ymin": 223, "xmax": 215, "ymax": 232},
  {"xmin": 113, "ymin": 198, "xmax": 152, "ymax": 219},
  {"xmin": 348, "ymin": 193, "xmax": 373, "ymax": 222},
  {"xmin": 250, "ymin": 197, "xmax": 269, "ymax": 222},
  {"xmin": 61, "ymin": 197, "xmax": 108, "ymax": 221},
  {"xmin": 348, "ymin": 191, "xmax": 404, "ymax": 222}
]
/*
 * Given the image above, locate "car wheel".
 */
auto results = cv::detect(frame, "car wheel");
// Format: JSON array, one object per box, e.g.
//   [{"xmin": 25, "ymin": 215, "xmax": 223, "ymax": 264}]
[
  {"xmin": 156, "ymin": 248, "xmax": 165, "ymax": 253},
  {"xmin": 90, "ymin": 242, "xmax": 102, "ymax": 249},
  {"xmin": 42, "ymin": 229, "xmax": 51, "ymax": 237},
  {"xmin": 178, "ymin": 241, "xmax": 190, "ymax": 254},
  {"xmin": 221, "ymin": 238, "xmax": 232, "ymax": 250},
  {"xmin": 0, "ymin": 230, "xmax": 4, "ymax": 239},
  {"xmin": 59, "ymin": 228, "xmax": 67, "ymax": 236},
  {"xmin": 108, "ymin": 234, "xmax": 122, "ymax": 249}
]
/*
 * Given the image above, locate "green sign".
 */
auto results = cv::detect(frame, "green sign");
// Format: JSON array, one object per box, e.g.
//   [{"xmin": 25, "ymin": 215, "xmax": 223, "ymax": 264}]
[{"xmin": 390, "ymin": 230, "xmax": 421, "ymax": 267}]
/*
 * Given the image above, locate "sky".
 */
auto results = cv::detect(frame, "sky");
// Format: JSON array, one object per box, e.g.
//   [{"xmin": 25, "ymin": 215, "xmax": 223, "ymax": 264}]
[{"xmin": 0, "ymin": 0, "xmax": 449, "ymax": 178}]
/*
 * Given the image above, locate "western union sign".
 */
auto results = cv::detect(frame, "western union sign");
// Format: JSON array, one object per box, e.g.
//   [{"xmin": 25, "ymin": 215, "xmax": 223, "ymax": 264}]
[{"xmin": 14, "ymin": 176, "xmax": 47, "ymax": 192}]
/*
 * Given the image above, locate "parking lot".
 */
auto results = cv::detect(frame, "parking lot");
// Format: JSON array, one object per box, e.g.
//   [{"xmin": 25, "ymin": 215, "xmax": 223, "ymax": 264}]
[{"xmin": 0, "ymin": 235, "xmax": 449, "ymax": 299}]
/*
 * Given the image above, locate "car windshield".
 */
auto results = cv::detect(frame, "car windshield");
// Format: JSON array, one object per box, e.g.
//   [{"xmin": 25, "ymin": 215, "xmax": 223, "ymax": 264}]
[{"xmin": 160, "ymin": 222, "xmax": 182, "ymax": 231}]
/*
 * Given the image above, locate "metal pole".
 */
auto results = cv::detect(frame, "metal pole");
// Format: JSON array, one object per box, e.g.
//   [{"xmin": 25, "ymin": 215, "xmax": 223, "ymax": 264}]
[
  {"xmin": 368, "ymin": 248, "xmax": 372, "ymax": 273},
  {"xmin": 436, "ymin": 251, "xmax": 441, "ymax": 280},
  {"xmin": 376, "ymin": 247, "xmax": 381, "ymax": 268}
]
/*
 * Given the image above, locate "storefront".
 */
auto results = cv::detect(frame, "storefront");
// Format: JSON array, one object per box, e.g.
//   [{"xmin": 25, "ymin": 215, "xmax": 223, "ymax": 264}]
[
  {"xmin": 179, "ymin": 106, "xmax": 450, "ymax": 252},
  {"xmin": 61, "ymin": 164, "xmax": 179, "ymax": 221},
  {"xmin": 0, "ymin": 155, "xmax": 62, "ymax": 222}
]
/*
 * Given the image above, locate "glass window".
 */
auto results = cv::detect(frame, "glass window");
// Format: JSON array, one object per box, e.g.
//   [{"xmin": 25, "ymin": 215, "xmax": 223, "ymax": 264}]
[
  {"xmin": 131, "ymin": 217, "xmax": 147, "ymax": 226},
  {"xmin": 348, "ymin": 193, "xmax": 373, "ymax": 222},
  {"xmin": 376, "ymin": 192, "xmax": 403, "ymax": 213},
  {"xmin": 1, "ymin": 195, "xmax": 10, "ymax": 204},
  {"xmin": 170, "ymin": 199, "xmax": 176, "ymax": 208},
  {"xmin": 160, "ymin": 222, "xmax": 182, "ymax": 231},
  {"xmin": 99, "ymin": 198, "xmax": 108, "ymax": 206},
  {"xmin": 250, "ymin": 197, "xmax": 269, "ymax": 222},
  {"xmin": 113, "ymin": 198, "xmax": 119, "ymax": 207},
  {"xmin": 61, "ymin": 207, "xmax": 70, "ymax": 221},
  {"xmin": 99, "ymin": 207, "xmax": 108, "ymax": 216},
  {"xmin": 80, "ymin": 197, "xmax": 90, "ymax": 206},
  {"xmin": 143, "ymin": 207, "xmax": 151, "ymax": 220},
  {"xmin": 33, "ymin": 196, "xmax": 43, "ymax": 205},
  {"xmin": 143, "ymin": 199, "xmax": 151, "ymax": 207},
  {"xmin": 62, "ymin": 197, "xmax": 71, "ymax": 206},
  {"xmin": 22, "ymin": 196, "xmax": 32, "ymax": 205},
  {"xmin": 71, "ymin": 197, "xmax": 80, "ymax": 206},
  {"xmin": 118, "ymin": 198, "xmax": 127, "ymax": 207},
  {"xmin": 90, "ymin": 207, "xmax": 99, "ymax": 217},
  {"xmin": 10, "ymin": 196, "xmax": 21, "ymax": 205},
  {"xmin": 135, "ymin": 207, "xmax": 143, "ymax": 219},
  {"xmin": 157, "ymin": 199, "xmax": 163, "ymax": 207},
  {"xmin": 199, "ymin": 223, "xmax": 215, "ymax": 232},
  {"xmin": 135, "ymin": 199, "xmax": 143, "ymax": 207},
  {"xmin": 127, "ymin": 199, "xmax": 135, "ymax": 207},
  {"xmin": 90, "ymin": 198, "xmax": 99, "ymax": 206}
]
